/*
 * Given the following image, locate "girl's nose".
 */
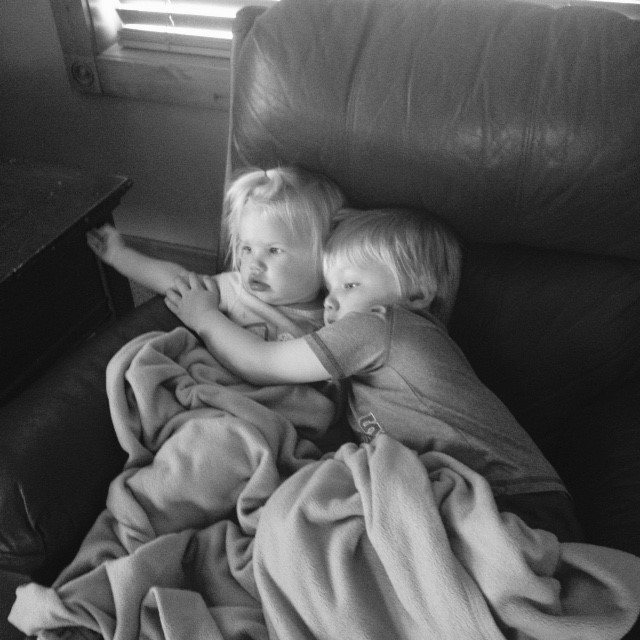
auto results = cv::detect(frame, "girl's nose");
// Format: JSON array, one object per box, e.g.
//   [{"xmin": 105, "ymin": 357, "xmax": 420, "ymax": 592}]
[{"xmin": 249, "ymin": 254, "xmax": 265, "ymax": 272}]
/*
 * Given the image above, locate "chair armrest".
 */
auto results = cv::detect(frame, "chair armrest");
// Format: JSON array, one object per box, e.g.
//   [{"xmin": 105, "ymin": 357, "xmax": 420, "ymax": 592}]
[
  {"xmin": 0, "ymin": 296, "xmax": 180, "ymax": 584},
  {"xmin": 560, "ymin": 378, "xmax": 640, "ymax": 558}
]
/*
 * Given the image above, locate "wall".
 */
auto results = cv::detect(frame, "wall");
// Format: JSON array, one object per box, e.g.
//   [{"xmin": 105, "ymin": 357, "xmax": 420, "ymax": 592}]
[{"xmin": 0, "ymin": 0, "xmax": 228, "ymax": 257}]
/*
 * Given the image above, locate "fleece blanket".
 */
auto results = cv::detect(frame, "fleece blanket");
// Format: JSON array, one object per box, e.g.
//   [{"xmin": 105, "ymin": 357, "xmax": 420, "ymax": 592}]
[{"xmin": 9, "ymin": 327, "xmax": 640, "ymax": 640}]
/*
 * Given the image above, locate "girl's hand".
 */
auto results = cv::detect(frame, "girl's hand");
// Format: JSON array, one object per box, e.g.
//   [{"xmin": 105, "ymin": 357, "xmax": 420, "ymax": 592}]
[
  {"xmin": 165, "ymin": 272, "xmax": 220, "ymax": 331},
  {"xmin": 86, "ymin": 224, "xmax": 125, "ymax": 266}
]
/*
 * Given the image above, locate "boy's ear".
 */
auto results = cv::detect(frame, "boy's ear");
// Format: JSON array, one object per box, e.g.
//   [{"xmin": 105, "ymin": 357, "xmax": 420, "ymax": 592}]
[
  {"xmin": 406, "ymin": 293, "xmax": 432, "ymax": 311},
  {"xmin": 369, "ymin": 304, "xmax": 389, "ymax": 316}
]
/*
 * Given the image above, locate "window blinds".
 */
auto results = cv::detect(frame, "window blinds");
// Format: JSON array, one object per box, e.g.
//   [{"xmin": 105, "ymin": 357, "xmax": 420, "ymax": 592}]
[{"xmin": 114, "ymin": 0, "xmax": 277, "ymax": 57}]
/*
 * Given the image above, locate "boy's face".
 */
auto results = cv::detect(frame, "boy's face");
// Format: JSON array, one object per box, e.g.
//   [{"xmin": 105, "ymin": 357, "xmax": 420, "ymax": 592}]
[
  {"xmin": 238, "ymin": 204, "xmax": 323, "ymax": 306},
  {"xmin": 323, "ymin": 258, "xmax": 402, "ymax": 324}
]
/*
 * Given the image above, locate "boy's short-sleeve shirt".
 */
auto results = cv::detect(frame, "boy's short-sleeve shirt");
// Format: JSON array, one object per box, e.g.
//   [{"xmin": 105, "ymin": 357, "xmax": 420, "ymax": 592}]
[
  {"xmin": 304, "ymin": 306, "xmax": 566, "ymax": 497},
  {"xmin": 216, "ymin": 271, "xmax": 324, "ymax": 340}
]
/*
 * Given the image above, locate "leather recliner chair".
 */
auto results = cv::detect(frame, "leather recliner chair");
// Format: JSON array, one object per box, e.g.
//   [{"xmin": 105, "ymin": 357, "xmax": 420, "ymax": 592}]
[{"xmin": 1, "ymin": 0, "xmax": 639, "ymax": 637}]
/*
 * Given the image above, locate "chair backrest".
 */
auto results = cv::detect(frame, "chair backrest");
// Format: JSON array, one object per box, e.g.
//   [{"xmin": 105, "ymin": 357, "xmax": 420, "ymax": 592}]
[
  {"xmin": 228, "ymin": 0, "xmax": 640, "ymax": 257},
  {"xmin": 226, "ymin": 0, "xmax": 640, "ymax": 551}
]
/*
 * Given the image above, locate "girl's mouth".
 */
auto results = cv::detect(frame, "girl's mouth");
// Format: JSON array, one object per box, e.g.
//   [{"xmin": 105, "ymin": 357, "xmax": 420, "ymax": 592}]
[{"xmin": 248, "ymin": 279, "xmax": 269, "ymax": 292}]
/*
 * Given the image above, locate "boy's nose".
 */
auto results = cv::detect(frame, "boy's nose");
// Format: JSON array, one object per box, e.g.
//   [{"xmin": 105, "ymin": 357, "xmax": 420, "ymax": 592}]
[{"xmin": 323, "ymin": 294, "xmax": 336, "ymax": 310}]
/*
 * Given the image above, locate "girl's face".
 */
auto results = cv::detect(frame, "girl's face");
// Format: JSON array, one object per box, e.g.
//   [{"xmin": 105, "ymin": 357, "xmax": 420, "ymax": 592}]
[
  {"xmin": 237, "ymin": 203, "xmax": 323, "ymax": 306},
  {"xmin": 323, "ymin": 257, "xmax": 402, "ymax": 324}
]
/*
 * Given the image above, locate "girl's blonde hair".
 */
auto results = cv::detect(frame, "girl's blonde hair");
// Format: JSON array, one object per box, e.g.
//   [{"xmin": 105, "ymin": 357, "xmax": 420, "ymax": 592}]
[
  {"xmin": 324, "ymin": 208, "xmax": 463, "ymax": 324},
  {"xmin": 223, "ymin": 166, "xmax": 345, "ymax": 271}
]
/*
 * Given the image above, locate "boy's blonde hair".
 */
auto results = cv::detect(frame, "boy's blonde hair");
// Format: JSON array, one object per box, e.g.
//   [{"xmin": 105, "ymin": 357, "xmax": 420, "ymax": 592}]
[
  {"xmin": 223, "ymin": 166, "xmax": 345, "ymax": 271},
  {"xmin": 324, "ymin": 208, "xmax": 462, "ymax": 324}
]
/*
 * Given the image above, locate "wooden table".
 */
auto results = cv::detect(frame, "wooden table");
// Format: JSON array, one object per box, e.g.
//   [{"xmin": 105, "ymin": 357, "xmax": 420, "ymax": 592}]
[{"xmin": 0, "ymin": 158, "xmax": 134, "ymax": 404}]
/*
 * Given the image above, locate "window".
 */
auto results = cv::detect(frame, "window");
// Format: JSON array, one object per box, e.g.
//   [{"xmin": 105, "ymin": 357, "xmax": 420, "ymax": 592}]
[
  {"xmin": 114, "ymin": 0, "xmax": 277, "ymax": 57},
  {"xmin": 49, "ymin": 0, "xmax": 277, "ymax": 109}
]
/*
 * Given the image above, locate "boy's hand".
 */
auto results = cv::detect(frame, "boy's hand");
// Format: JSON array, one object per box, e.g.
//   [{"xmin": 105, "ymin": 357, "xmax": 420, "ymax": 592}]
[
  {"xmin": 165, "ymin": 272, "xmax": 220, "ymax": 331},
  {"xmin": 86, "ymin": 224, "xmax": 124, "ymax": 266},
  {"xmin": 199, "ymin": 274, "xmax": 218, "ymax": 294}
]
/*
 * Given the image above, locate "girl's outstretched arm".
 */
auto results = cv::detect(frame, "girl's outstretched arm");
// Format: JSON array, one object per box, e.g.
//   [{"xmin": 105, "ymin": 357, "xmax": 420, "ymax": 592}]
[
  {"xmin": 87, "ymin": 224, "xmax": 189, "ymax": 294},
  {"xmin": 165, "ymin": 273, "xmax": 330, "ymax": 386}
]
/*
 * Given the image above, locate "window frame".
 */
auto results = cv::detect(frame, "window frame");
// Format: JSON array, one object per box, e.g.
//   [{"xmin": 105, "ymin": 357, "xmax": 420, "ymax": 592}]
[{"xmin": 49, "ymin": 0, "xmax": 233, "ymax": 109}]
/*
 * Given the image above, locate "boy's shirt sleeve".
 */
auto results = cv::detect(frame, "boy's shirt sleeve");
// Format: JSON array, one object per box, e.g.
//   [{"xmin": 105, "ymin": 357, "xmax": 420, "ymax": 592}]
[{"xmin": 304, "ymin": 311, "xmax": 389, "ymax": 379}]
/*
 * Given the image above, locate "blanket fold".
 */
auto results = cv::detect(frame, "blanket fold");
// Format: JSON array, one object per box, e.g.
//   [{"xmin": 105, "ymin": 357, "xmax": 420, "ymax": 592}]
[
  {"xmin": 10, "ymin": 328, "xmax": 334, "ymax": 640},
  {"xmin": 9, "ymin": 328, "xmax": 640, "ymax": 640},
  {"xmin": 254, "ymin": 436, "xmax": 640, "ymax": 640}
]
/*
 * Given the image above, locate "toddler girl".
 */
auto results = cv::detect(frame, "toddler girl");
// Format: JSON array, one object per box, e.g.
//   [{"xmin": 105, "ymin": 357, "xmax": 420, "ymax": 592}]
[{"xmin": 88, "ymin": 166, "xmax": 345, "ymax": 342}]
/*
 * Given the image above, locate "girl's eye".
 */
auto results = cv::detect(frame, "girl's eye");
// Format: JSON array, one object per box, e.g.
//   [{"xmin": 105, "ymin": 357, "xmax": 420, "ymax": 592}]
[
  {"xmin": 269, "ymin": 247, "xmax": 283, "ymax": 255},
  {"xmin": 344, "ymin": 282, "xmax": 359, "ymax": 289},
  {"xmin": 240, "ymin": 245, "xmax": 251, "ymax": 254}
]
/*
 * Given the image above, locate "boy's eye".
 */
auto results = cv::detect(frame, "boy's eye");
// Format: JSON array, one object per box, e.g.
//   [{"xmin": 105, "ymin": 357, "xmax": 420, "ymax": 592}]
[
  {"xmin": 269, "ymin": 247, "xmax": 283, "ymax": 255},
  {"xmin": 344, "ymin": 282, "xmax": 359, "ymax": 289}
]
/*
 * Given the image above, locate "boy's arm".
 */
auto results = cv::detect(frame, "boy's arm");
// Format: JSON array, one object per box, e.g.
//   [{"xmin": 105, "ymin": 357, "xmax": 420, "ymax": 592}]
[
  {"xmin": 165, "ymin": 273, "xmax": 331, "ymax": 385},
  {"xmin": 87, "ymin": 224, "xmax": 189, "ymax": 294}
]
